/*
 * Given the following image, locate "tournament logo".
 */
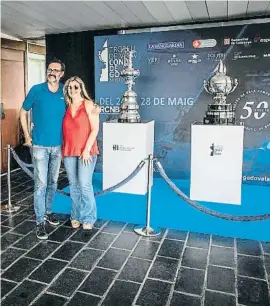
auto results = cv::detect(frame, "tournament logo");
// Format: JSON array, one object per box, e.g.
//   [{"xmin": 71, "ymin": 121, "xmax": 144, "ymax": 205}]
[
  {"xmin": 233, "ymin": 89, "xmax": 270, "ymax": 131},
  {"xmin": 98, "ymin": 40, "xmax": 136, "ymax": 82},
  {"xmin": 98, "ymin": 41, "xmax": 109, "ymax": 82},
  {"xmin": 210, "ymin": 143, "xmax": 223, "ymax": 156}
]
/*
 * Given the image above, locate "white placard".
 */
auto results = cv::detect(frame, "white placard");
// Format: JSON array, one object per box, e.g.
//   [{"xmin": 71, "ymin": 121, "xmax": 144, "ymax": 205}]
[
  {"xmin": 103, "ymin": 120, "xmax": 154, "ymax": 195},
  {"xmin": 190, "ymin": 124, "xmax": 244, "ymax": 205}
]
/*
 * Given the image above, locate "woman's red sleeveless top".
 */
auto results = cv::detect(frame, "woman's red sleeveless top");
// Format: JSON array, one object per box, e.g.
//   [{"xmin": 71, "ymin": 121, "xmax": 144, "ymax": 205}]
[{"xmin": 62, "ymin": 100, "xmax": 99, "ymax": 156}]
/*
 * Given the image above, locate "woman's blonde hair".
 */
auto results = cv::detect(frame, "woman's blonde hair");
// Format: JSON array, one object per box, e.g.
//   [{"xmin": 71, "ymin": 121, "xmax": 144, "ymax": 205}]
[{"xmin": 63, "ymin": 76, "xmax": 93, "ymax": 106}]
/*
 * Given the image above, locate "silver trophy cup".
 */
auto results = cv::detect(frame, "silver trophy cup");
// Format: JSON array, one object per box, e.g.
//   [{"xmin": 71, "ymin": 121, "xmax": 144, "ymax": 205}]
[
  {"xmin": 118, "ymin": 50, "xmax": 141, "ymax": 123},
  {"xmin": 203, "ymin": 60, "xmax": 238, "ymax": 125}
]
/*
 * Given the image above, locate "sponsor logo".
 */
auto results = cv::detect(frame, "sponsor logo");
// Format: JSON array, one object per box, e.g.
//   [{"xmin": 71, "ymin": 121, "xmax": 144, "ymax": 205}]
[
  {"xmin": 233, "ymin": 89, "xmax": 270, "ymax": 131},
  {"xmin": 188, "ymin": 53, "xmax": 201, "ymax": 64},
  {"xmin": 223, "ymin": 37, "xmax": 252, "ymax": 45},
  {"xmin": 232, "ymin": 52, "xmax": 259, "ymax": 60},
  {"xmin": 192, "ymin": 39, "xmax": 217, "ymax": 49},
  {"xmin": 263, "ymin": 53, "xmax": 270, "ymax": 58},
  {"xmin": 223, "ymin": 38, "xmax": 231, "ymax": 45},
  {"xmin": 167, "ymin": 54, "xmax": 181, "ymax": 66},
  {"xmin": 210, "ymin": 143, "xmax": 223, "ymax": 156},
  {"xmin": 254, "ymin": 35, "xmax": 270, "ymax": 43},
  {"xmin": 112, "ymin": 144, "xmax": 135, "ymax": 152},
  {"xmin": 243, "ymin": 175, "xmax": 270, "ymax": 182},
  {"xmin": 147, "ymin": 41, "xmax": 184, "ymax": 51},
  {"xmin": 98, "ymin": 40, "xmax": 136, "ymax": 82},
  {"xmin": 207, "ymin": 52, "xmax": 225, "ymax": 61},
  {"xmin": 148, "ymin": 57, "xmax": 160, "ymax": 64}
]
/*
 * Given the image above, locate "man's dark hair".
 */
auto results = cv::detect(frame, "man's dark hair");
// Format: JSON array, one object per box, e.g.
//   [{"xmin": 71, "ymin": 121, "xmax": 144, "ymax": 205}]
[{"xmin": 47, "ymin": 58, "xmax": 65, "ymax": 72}]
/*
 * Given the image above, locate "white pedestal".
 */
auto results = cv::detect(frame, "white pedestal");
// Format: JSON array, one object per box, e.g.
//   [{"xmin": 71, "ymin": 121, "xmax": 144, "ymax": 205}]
[
  {"xmin": 190, "ymin": 124, "xmax": 244, "ymax": 205},
  {"xmin": 103, "ymin": 120, "xmax": 154, "ymax": 195}
]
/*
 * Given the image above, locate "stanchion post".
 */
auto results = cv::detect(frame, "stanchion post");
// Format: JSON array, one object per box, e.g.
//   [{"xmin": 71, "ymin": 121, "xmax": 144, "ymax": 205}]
[
  {"xmin": 1, "ymin": 144, "xmax": 20, "ymax": 213},
  {"xmin": 134, "ymin": 154, "xmax": 161, "ymax": 237}
]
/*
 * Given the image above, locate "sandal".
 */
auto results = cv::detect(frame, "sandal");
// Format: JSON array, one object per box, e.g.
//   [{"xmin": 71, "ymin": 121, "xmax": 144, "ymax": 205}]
[
  {"xmin": 71, "ymin": 220, "xmax": 80, "ymax": 229},
  {"xmin": 83, "ymin": 223, "xmax": 93, "ymax": 230}
]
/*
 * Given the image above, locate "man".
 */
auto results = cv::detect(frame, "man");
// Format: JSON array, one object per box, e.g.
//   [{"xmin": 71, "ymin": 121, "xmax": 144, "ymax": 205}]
[{"xmin": 20, "ymin": 59, "xmax": 66, "ymax": 240}]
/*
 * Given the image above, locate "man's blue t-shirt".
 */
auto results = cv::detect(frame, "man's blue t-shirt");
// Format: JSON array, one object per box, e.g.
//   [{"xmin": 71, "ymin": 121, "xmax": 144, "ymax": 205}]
[{"xmin": 22, "ymin": 82, "xmax": 66, "ymax": 146}]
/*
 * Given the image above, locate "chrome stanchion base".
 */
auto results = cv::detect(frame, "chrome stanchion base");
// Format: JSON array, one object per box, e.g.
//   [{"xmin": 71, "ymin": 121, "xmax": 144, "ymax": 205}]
[
  {"xmin": 134, "ymin": 225, "xmax": 161, "ymax": 237},
  {"xmin": 1, "ymin": 203, "xmax": 20, "ymax": 213}
]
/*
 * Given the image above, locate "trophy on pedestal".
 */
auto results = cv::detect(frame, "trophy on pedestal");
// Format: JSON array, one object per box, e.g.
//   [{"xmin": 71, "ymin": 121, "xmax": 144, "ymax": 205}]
[
  {"xmin": 118, "ymin": 50, "xmax": 141, "ymax": 123},
  {"xmin": 203, "ymin": 60, "xmax": 238, "ymax": 125}
]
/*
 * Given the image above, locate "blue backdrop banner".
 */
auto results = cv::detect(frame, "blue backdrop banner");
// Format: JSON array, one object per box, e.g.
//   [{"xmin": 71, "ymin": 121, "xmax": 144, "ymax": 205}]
[{"xmin": 94, "ymin": 23, "xmax": 270, "ymax": 186}]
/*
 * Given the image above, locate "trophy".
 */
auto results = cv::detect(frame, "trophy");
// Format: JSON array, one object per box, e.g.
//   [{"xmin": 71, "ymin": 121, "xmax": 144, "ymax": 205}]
[
  {"xmin": 203, "ymin": 60, "xmax": 238, "ymax": 125},
  {"xmin": 118, "ymin": 50, "xmax": 141, "ymax": 123}
]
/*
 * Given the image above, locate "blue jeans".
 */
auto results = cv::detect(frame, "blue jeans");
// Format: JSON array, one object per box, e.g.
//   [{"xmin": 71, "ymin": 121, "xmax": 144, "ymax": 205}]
[
  {"xmin": 32, "ymin": 145, "xmax": 62, "ymax": 225},
  {"xmin": 64, "ymin": 155, "xmax": 97, "ymax": 225}
]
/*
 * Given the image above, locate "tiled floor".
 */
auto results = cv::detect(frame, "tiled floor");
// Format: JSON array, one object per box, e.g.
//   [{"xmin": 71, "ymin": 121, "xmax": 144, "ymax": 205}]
[{"xmin": 1, "ymin": 169, "xmax": 270, "ymax": 305}]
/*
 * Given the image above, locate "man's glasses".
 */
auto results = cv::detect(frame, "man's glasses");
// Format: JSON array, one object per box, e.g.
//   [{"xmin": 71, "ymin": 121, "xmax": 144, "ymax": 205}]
[
  {"xmin": 47, "ymin": 68, "xmax": 61, "ymax": 74},
  {"xmin": 68, "ymin": 85, "xmax": 80, "ymax": 90}
]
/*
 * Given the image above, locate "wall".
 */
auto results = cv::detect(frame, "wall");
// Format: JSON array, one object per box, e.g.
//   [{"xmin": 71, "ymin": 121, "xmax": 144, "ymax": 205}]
[
  {"xmin": 1, "ymin": 38, "xmax": 45, "ymax": 173},
  {"xmin": 1, "ymin": 47, "xmax": 25, "ymax": 172}
]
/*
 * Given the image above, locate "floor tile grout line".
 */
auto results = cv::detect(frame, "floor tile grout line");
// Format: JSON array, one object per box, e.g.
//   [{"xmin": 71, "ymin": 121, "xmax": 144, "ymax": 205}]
[
  {"xmin": 237, "ymin": 274, "xmax": 269, "ymax": 282},
  {"xmin": 165, "ymin": 232, "xmax": 189, "ymax": 306},
  {"xmin": 76, "ymin": 290, "xmax": 103, "ymax": 298},
  {"xmin": 132, "ymin": 229, "xmax": 169, "ymax": 306},
  {"xmin": 1, "ymin": 221, "xmax": 81, "ymax": 301},
  {"xmin": 116, "ymin": 278, "xmax": 142, "ymax": 285},
  {"xmin": 208, "ymin": 264, "xmax": 236, "ymax": 270},
  {"xmin": 155, "ymin": 254, "xmax": 185, "ymax": 261},
  {"xmin": 180, "ymin": 265, "xmax": 206, "ymax": 272},
  {"xmin": 147, "ymin": 277, "xmax": 174, "ymax": 284},
  {"xmin": 1, "ymin": 278, "xmax": 19, "ymax": 284},
  {"xmin": 173, "ymin": 289, "xmax": 201, "ymax": 298},
  {"xmin": 28, "ymin": 221, "xmax": 110, "ymax": 305},
  {"xmin": 94, "ymin": 266, "xmax": 118, "ymax": 273},
  {"xmin": 234, "ymin": 238, "xmax": 239, "ymax": 305},
  {"xmin": 62, "ymin": 222, "xmax": 131, "ymax": 306},
  {"xmin": 183, "ymin": 245, "xmax": 210, "ymax": 251},
  {"xmin": 161, "ymin": 237, "xmax": 186, "ymax": 243},
  {"xmin": 205, "ymin": 288, "xmax": 236, "ymax": 296},
  {"xmin": 237, "ymin": 252, "xmax": 265, "ymax": 258},
  {"xmin": 201, "ymin": 234, "xmax": 212, "ymax": 306},
  {"xmin": 129, "ymin": 255, "xmax": 152, "ymax": 262},
  {"xmin": 211, "ymin": 244, "xmax": 234, "ymax": 249},
  {"xmin": 39, "ymin": 291, "xmax": 69, "ymax": 300}
]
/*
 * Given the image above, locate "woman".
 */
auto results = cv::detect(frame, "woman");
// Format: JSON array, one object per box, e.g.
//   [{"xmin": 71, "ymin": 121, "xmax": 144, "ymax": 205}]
[{"xmin": 62, "ymin": 76, "xmax": 100, "ymax": 230}]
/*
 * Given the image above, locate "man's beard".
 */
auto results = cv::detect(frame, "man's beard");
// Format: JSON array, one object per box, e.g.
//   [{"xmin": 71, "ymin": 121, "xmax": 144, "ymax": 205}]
[{"xmin": 47, "ymin": 75, "xmax": 58, "ymax": 83}]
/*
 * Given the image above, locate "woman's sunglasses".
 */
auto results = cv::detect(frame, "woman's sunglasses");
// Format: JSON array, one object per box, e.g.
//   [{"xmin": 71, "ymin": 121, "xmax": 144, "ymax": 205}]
[{"xmin": 68, "ymin": 85, "xmax": 80, "ymax": 90}]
